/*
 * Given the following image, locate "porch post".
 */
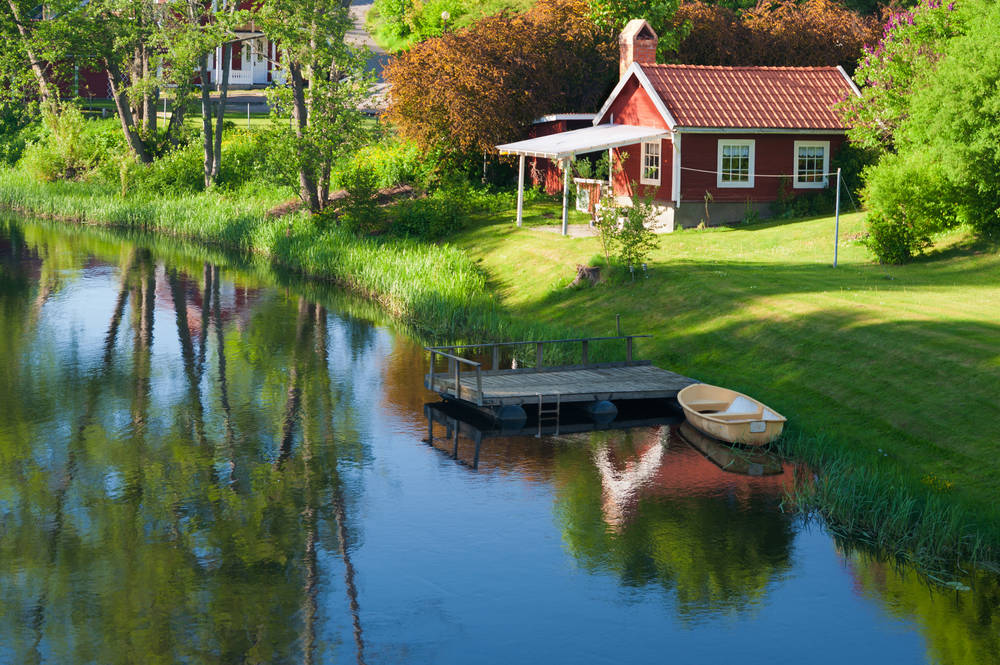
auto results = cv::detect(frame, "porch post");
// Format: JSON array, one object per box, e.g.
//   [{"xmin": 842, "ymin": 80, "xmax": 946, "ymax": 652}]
[
  {"xmin": 672, "ymin": 132, "xmax": 682, "ymax": 207},
  {"xmin": 516, "ymin": 153, "xmax": 525, "ymax": 227},
  {"xmin": 561, "ymin": 155, "xmax": 571, "ymax": 237}
]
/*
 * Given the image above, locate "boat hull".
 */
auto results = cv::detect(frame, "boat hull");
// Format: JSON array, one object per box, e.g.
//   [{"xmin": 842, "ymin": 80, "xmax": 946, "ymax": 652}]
[{"xmin": 677, "ymin": 384, "xmax": 786, "ymax": 447}]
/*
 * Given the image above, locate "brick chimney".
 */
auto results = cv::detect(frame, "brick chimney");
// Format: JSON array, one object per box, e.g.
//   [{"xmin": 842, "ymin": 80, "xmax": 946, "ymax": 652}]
[{"xmin": 619, "ymin": 19, "xmax": 658, "ymax": 79}]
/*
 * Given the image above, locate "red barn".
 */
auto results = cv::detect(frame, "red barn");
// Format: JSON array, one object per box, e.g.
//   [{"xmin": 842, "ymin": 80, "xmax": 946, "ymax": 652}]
[{"xmin": 498, "ymin": 19, "xmax": 860, "ymax": 233}]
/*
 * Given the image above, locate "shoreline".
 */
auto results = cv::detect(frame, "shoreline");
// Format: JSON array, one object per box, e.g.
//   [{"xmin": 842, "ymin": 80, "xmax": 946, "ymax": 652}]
[{"xmin": 1, "ymin": 170, "xmax": 997, "ymax": 575}]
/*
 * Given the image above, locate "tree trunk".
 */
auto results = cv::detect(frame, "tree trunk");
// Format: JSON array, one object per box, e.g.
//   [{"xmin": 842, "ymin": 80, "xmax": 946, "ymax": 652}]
[
  {"xmin": 289, "ymin": 62, "xmax": 320, "ymax": 212},
  {"xmin": 6, "ymin": 0, "xmax": 54, "ymax": 103},
  {"xmin": 142, "ymin": 45, "xmax": 157, "ymax": 136},
  {"xmin": 211, "ymin": 42, "xmax": 233, "ymax": 183},
  {"xmin": 199, "ymin": 55, "xmax": 215, "ymax": 188},
  {"xmin": 105, "ymin": 60, "xmax": 152, "ymax": 164}
]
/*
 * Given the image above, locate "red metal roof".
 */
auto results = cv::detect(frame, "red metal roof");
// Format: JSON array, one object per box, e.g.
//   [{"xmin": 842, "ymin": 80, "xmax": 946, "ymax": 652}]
[{"xmin": 640, "ymin": 64, "xmax": 855, "ymax": 130}]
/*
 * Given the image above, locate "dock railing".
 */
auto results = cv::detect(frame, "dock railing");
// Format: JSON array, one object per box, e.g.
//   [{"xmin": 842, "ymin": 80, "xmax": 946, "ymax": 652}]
[{"xmin": 426, "ymin": 335, "xmax": 652, "ymax": 406}]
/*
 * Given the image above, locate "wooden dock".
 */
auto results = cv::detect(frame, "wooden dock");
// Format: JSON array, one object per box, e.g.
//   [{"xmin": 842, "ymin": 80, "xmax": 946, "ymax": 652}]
[{"xmin": 425, "ymin": 335, "xmax": 697, "ymax": 412}]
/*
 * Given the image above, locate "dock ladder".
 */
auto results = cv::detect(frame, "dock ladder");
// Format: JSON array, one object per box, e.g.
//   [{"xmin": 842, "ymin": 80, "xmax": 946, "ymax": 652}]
[{"xmin": 536, "ymin": 393, "xmax": 561, "ymax": 437}]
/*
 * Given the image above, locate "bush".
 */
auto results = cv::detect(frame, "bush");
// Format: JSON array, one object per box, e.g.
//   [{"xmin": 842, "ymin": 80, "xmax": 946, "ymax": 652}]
[
  {"xmin": 389, "ymin": 194, "xmax": 462, "ymax": 239},
  {"xmin": 339, "ymin": 167, "xmax": 385, "ymax": 235},
  {"xmin": 129, "ymin": 142, "xmax": 205, "ymax": 196},
  {"xmin": 862, "ymin": 151, "xmax": 954, "ymax": 262},
  {"xmin": 20, "ymin": 105, "xmax": 96, "ymax": 181},
  {"xmin": 332, "ymin": 135, "xmax": 439, "ymax": 191},
  {"xmin": 864, "ymin": 210, "xmax": 930, "ymax": 264}
]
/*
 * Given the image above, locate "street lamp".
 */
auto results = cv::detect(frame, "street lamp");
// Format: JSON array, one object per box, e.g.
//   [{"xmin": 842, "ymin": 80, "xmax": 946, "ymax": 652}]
[{"xmin": 441, "ymin": 10, "xmax": 450, "ymax": 32}]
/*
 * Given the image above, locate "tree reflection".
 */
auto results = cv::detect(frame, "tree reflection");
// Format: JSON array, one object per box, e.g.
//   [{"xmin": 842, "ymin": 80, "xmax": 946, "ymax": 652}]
[
  {"xmin": 848, "ymin": 554, "xmax": 1000, "ymax": 665},
  {"xmin": 0, "ymin": 223, "xmax": 371, "ymax": 664},
  {"xmin": 554, "ymin": 427, "xmax": 795, "ymax": 619}
]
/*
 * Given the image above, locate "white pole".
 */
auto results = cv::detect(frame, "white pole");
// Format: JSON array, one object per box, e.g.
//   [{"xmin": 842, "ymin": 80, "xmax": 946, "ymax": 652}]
[
  {"xmin": 163, "ymin": 96, "xmax": 167, "ymax": 121},
  {"xmin": 833, "ymin": 167, "xmax": 842, "ymax": 268},
  {"xmin": 247, "ymin": 102, "xmax": 251, "ymax": 131},
  {"xmin": 561, "ymin": 156, "xmax": 570, "ymax": 237},
  {"xmin": 516, "ymin": 154, "xmax": 525, "ymax": 228}
]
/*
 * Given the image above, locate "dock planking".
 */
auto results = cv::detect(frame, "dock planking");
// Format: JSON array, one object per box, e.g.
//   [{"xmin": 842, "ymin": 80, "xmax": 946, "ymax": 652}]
[{"xmin": 425, "ymin": 336, "xmax": 698, "ymax": 409}]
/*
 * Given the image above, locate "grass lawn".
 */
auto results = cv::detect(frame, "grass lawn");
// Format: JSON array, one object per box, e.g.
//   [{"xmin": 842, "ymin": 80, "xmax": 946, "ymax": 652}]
[{"xmin": 454, "ymin": 204, "xmax": 1000, "ymax": 519}]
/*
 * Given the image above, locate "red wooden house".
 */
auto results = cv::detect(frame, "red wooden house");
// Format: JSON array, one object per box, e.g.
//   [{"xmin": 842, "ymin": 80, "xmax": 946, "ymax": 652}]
[{"xmin": 498, "ymin": 19, "xmax": 860, "ymax": 233}]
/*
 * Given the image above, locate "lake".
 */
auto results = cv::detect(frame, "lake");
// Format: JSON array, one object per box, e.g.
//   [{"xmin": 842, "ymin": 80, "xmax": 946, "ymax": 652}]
[{"xmin": 0, "ymin": 216, "xmax": 997, "ymax": 664}]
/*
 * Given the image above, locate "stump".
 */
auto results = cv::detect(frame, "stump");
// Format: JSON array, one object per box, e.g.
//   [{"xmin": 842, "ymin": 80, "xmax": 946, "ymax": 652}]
[{"xmin": 569, "ymin": 264, "xmax": 601, "ymax": 287}]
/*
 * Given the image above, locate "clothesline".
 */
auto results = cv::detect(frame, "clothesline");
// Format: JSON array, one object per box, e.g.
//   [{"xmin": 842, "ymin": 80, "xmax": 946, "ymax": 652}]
[{"xmin": 679, "ymin": 166, "xmax": 839, "ymax": 178}]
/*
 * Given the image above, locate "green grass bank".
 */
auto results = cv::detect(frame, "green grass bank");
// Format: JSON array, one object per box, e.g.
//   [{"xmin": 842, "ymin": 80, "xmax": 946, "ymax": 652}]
[
  {"xmin": 454, "ymin": 208, "xmax": 1000, "ymax": 572},
  {"xmin": 1, "ymin": 168, "xmax": 998, "ymax": 573}
]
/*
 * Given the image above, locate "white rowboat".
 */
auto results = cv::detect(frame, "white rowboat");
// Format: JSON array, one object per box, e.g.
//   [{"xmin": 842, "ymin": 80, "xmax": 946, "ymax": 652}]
[{"xmin": 677, "ymin": 384, "xmax": 786, "ymax": 446}]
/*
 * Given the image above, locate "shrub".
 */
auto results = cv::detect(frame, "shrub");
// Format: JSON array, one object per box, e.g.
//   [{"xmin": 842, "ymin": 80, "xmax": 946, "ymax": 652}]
[
  {"xmin": 130, "ymin": 142, "xmax": 205, "ymax": 196},
  {"xmin": 864, "ymin": 210, "xmax": 930, "ymax": 264},
  {"xmin": 332, "ymin": 135, "xmax": 439, "ymax": 191},
  {"xmin": 617, "ymin": 193, "xmax": 660, "ymax": 269},
  {"xmin": 389, "ymin": 194, "xmax": 463, "ymax": 239},
  {"xmin": 339, "ymin": 167, "xmax": 386, "ymax": 235},
  {"xmin": 20, "ymin": 105, "xmax": 96, "ymax": 181},
  {"xmin": 861, "ymin": 151, "xmax": 954, "ymax": 262}
]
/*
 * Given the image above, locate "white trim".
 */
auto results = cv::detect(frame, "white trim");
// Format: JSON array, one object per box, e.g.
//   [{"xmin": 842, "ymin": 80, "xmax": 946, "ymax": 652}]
[
  {"xmin": 496, "ymin": 124, "xmax": 671, "ymax": 160},
  {"xmin": 836, "ymin": 65, "xmax": 862, "ymax": 98},
  {"xmin": 717, "ymin": 139, "xmax": 755, "ymax": 188},
  {"xmin": 793, "ymin": 140, "xmax": 830, "ymax": 189},
  {"xmin": 533, "ymin": 114, "xmax": 597, "ymax": 124},
  {"xmin": 640, "ymin": 140, "xmax": 661, "ymax": 186},
  {"xmin": 593, "ymin": 62, "xmax": 677, "ymax": 130},
  {"xmin": 672, "ymin": 132, "xmax": 681, "ymax": 207},
  {"xmin": 677, "ymin": 127, "xmax": 847, "ymax": 134}
]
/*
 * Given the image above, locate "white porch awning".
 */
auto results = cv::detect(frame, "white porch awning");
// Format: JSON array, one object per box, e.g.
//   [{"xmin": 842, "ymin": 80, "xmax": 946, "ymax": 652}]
[{"xmin": 496, "ymin": 123, "xmax": 671, "ymax": 160}]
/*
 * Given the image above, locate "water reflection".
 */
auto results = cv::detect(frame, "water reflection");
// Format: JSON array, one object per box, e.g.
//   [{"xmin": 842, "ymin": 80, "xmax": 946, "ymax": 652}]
[
  {"xmin": 0, "ymin": 220, "xmax": 369, "ymax": 664},
  {"xmin": 2, "ymin": 216, "xmax": 1000, "ymax": 665}
]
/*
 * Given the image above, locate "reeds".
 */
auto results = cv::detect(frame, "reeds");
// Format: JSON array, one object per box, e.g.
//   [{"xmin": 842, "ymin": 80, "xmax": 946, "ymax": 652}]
[{"xmin": 777, "ymin": 428, "xmax": 999, "ymax": 574}]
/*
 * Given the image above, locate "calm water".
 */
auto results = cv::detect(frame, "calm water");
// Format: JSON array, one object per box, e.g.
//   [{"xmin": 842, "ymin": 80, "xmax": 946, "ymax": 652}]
[{"xmin": 0, "ymin": 217, "xmax": 997, "ymax": 665}]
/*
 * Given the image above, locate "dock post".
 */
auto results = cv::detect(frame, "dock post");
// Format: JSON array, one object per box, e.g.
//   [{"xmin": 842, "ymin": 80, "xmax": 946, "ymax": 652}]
[
  {"xmin": 428, "ymin": 351, "xmax": 436, "ymax": 390},
  {"xmin": 581, "ymin": 339, "xmax": 589, "ymax": 366},
  {"xmin": 454, "ymin": 361, "xmax": 461, "ymax": 401},
  {"xmin": 626, "ymin": 336, "xmax": 633, "ymax": 363},
  {"xmin": 536, "ymin": 342, "xmax": 544, "ymax": 369},
  {"xmin": 452, "ymin": 424, "xmax": 460, "ymax": 459},
  {"xmin": 492, "ymin": 344, "xmax": 500, "ymax": 371}
]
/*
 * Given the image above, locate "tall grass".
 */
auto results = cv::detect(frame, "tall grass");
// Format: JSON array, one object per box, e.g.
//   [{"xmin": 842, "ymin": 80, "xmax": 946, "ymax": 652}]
[{"xmin": 777, "ymin": 428, "xmax": 999, "ymax": 574}]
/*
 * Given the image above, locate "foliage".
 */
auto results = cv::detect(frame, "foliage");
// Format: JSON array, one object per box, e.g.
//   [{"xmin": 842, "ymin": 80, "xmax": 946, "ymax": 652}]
[
  {"xmin": 338, "ymin": 167, "xmax": 386, "ymax": 235},
  {"xmin": 20, "ymin": 105, "xmax": 101, "ymax": 181},
  {"xmin": 332, "ymin": 135, "xmax": 440, "ymax": 191},
  {"xmin": 587, "ymin": 0, "xmax": 682, "ymax": 55},
  {"xmin": 384, "ymin": 0, "xmax": 616, "ymax": 156},
  {"xmin": 388, "ymin": 189, "xmax": 465, "ymax": 239},
  {"xmin": 368, "ymin": 0, "xmax": 533, "ymax": 52},
  {"xmin": 839, "ymin": 0, "xmax": 966, "ymax": 152},
  {"xmin": 258, "ymin": 0, "xmax": 374, "ymax": 211},
  {"xmin": 616, "ymin": 193, "xmax": 661, "ymax": 269},
  {"xmin": 668, "ymin": 0, "xmax": 880, "ymax": 72},
  {"xmin": 591, "ymin": 188, "xmax": 660, "ymax": 270},
  {"xmin": 864, "ymin": 210, "xmax": 931, "ymax": 264},
  {"xmin": 593, "ymin": 193, "xmax": 620, "ymax": 265},
  {"xmin": 854, "ymin": 0, "xmax": 1000, "ymax": 261}
]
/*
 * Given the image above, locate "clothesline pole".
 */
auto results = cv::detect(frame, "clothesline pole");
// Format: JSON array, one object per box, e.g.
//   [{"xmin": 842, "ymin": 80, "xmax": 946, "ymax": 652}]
[{"xmin": 833, "ymin": 167, "xmax": 842, "ymax": 268}]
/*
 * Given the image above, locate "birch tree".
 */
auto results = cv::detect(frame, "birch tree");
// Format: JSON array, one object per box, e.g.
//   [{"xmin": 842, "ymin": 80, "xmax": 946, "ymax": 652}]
[{"xmin": 257, "ymin": 0, "xmax": 372, "ymax": 212}]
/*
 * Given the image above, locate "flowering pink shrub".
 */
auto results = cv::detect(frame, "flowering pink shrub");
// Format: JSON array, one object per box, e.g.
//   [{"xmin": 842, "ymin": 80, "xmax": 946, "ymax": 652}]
[{"xmin": 840, "ymin": 0, "xmax": 966, "ymax": 151}]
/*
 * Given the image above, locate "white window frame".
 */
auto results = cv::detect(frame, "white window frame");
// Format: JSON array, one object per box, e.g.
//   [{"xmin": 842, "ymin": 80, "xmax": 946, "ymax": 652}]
[
  {"xmin": 640, "ymin": 140, "xmax": 661, "ymax": 186},
  {"xmin": 793, "ymin": 140, "xmax": 830, "ymax": 189},
  {"xmin": 717, "ymin": 139, "xmax": 755, "ymax": 188}
]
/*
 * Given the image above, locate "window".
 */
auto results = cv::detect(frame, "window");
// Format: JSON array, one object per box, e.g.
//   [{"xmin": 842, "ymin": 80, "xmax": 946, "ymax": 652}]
[
  {"xmin": 640, "ymin": 141, "xmax": 661, "ymax": 186},
  {"xmin": 794, "ymin": 140, "xmax": 830, "ymax": 188},
  {"xmin": 717, "ymin": 140, "xmax": 754, "ymax": 188}
]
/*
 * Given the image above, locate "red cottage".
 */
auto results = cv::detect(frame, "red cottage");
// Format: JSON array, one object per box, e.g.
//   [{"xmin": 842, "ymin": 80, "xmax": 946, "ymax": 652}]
[{"xmin": 498, "ymin": 19, "xmax": 860, "ymax": 233}]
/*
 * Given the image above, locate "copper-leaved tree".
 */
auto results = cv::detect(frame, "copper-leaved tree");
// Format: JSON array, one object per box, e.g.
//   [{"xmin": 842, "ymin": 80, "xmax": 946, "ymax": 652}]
[{"xmin": 383, "ymin": 0, "xmax": 616, "ymax": 158}]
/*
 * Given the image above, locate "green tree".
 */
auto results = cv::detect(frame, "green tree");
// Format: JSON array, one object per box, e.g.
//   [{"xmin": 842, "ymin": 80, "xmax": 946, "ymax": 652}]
[{"xmin": 258, "ymin": 0, "xmax": 373, "ymax": 212}]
